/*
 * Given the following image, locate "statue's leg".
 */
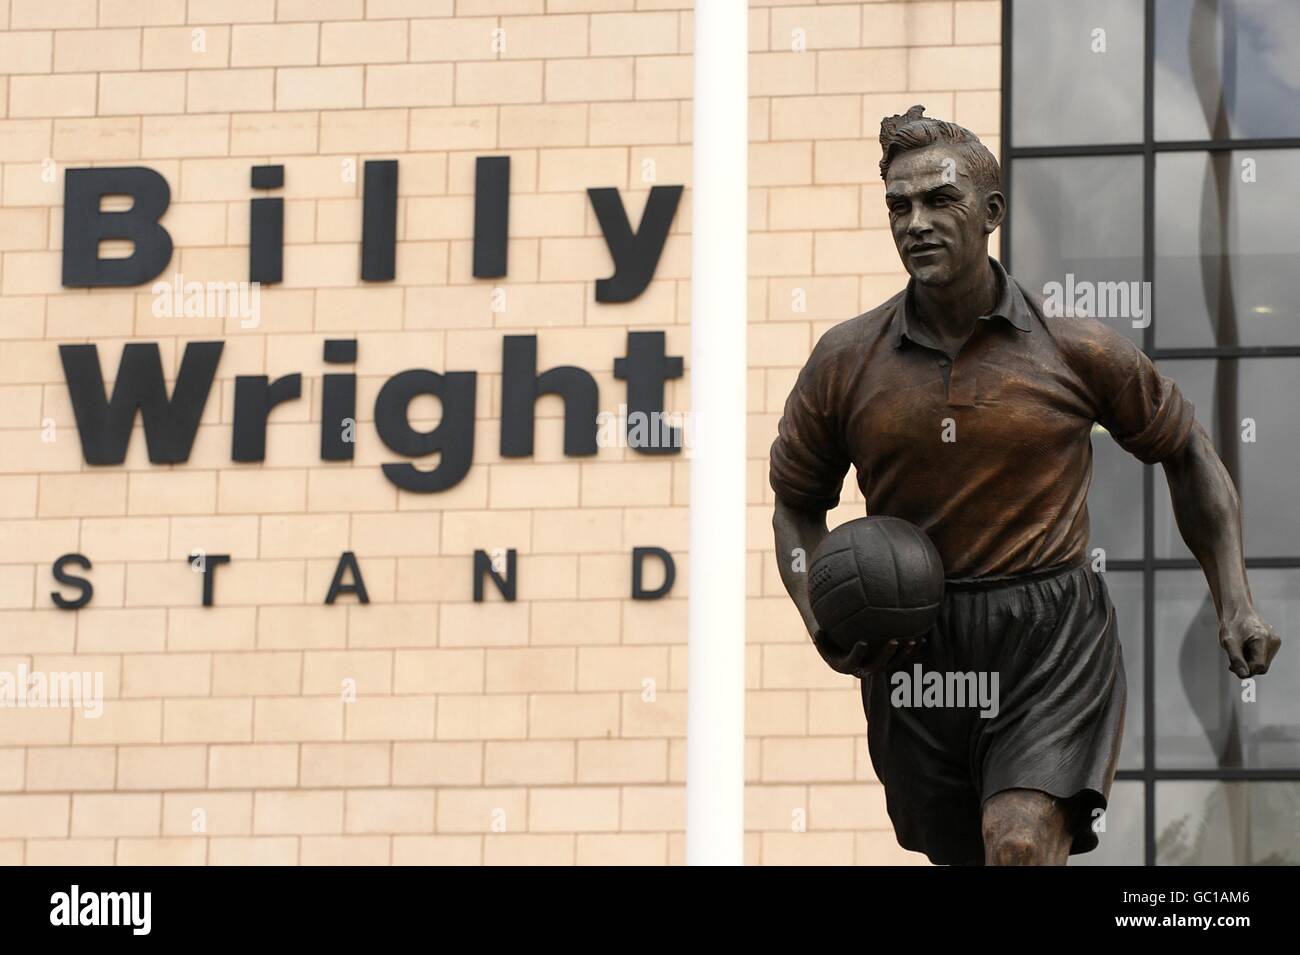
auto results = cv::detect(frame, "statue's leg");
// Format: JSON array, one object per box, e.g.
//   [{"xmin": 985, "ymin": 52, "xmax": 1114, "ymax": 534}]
[
  {"xmin": 981, "ymin": 788, "xmax": 1073, "ymax": 866},
  {"xmin": 967, "ymin": 564, "xmax": 1126, "ymax": 865}
]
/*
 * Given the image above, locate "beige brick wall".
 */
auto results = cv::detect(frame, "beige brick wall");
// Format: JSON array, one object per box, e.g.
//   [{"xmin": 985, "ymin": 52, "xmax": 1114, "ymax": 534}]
[
  {"xmin": 0, "ymin": 0, "xmax": 999, "ymax": 865},
  {"xmin": 747, "ymin": 0, "xmax": 1000, "ymax": 866}
]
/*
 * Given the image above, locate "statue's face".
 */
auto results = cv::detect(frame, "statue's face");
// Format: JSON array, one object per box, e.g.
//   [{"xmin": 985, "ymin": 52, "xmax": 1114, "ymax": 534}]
[{"xmin": 884, "ymin": 144, "xmax": 1001, "ymax": 288}]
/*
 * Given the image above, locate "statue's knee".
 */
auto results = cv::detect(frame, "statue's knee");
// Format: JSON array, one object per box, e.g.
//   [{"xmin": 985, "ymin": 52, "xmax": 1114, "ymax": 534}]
[
  {"xmin": 982, "ymin": 789, "xmax": 1072, "ymax": 865},
  {"xmin": 985, "ymin": 827, "xmax": 1052, "ymax": 866}
]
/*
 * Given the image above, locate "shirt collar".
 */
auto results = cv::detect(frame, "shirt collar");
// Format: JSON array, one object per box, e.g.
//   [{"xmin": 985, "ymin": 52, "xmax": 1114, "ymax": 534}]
[{"xmin": 892, "ymin": 257, "xmax": 1034, "ymax": 350}]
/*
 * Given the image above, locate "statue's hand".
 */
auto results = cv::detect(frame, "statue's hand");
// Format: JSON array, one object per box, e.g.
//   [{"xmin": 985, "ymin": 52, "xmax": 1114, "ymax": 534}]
[
  {"xmin": 812, "ymin": 628, "xmax": 923, "ymax": 678},
  {"xmin": 1219, "ymin": 610, "xmax": 1281, "ymax": 678}
]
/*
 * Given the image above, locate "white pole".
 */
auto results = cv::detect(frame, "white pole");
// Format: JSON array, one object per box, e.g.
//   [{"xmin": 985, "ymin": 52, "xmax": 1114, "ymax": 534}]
[{"xmin": 686, "ymin": 0, "xmax": 747, "ymax": 866}]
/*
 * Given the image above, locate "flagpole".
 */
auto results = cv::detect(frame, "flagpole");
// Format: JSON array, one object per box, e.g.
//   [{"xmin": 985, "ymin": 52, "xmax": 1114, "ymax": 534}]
[{"xmin": 686, "ymin": 0, "xmax": 747, "ymax": 866}]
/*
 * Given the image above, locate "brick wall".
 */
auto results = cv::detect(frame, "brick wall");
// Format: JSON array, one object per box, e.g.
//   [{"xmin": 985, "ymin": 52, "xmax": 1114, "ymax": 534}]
[
  {"xmin": 0, "ymin": 0, "xmax": 999, "ymax": 865},
  {"xmin": 748, "ymin": 0, "xmax": 999, "ymax": 864}
]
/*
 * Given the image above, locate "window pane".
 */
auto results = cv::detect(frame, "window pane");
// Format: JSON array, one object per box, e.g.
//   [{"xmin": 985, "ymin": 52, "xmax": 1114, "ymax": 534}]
[
  {"xmin": 1154, "ymin": 359, "xmax": 1300, "ymax": 558},
  {"xmin": 1155, "ymin": 0, "xmax": 1300, "ymax": 141},
  {"xmin": 1157, "ymin": 781, "xmax": 1300, "ymax": 865},
  {"xmin": 1009, "ymin": 156, "xmax": 1144, "ymax": 345},
  {"xmin": 1074, "ymin": 780, "xmax": 1144, "ymax": 866},
  {"xmin": 1012, "ymin": 0, "xmax": 1144, "ymax": 146},
  {"xmin": 1155, "ymin": 569, "xmax": 1300, "ymax": 770},
  {"xmin": 1104, "ymin": 571, "xmax": 1145, "ymax": 771},
  {"xmin": 1088, "ymin": 426, "xmax": 1145, "ymax": 560},
  {"xmin": 1155, "ymin": 150, "xmax": 1300, "ymax": 348}
]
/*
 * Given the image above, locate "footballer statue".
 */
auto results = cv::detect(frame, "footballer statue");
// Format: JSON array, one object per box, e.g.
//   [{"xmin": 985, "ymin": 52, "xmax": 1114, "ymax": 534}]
[{"xmin": 769, "ymin": 106, "xmax": 1283, "ymax": 866}]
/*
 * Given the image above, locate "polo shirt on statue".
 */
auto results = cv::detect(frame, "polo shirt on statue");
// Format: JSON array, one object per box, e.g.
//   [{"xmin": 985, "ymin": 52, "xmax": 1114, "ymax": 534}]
[{"xmin": 769, "ymin": 258, "xmax": 1196, "ymax": 580}]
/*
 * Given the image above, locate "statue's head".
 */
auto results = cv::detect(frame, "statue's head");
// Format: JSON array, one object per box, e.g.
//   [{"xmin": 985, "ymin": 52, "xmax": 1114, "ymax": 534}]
[{"xmin": 879, "ymin": 105, "xmax": 1005, "ymax": 288}]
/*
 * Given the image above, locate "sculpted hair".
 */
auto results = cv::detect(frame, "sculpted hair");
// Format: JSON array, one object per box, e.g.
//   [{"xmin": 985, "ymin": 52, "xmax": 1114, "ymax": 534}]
[{"xmin": 878, "ymin": 104, "xmax": 1001, "ymax": 193}]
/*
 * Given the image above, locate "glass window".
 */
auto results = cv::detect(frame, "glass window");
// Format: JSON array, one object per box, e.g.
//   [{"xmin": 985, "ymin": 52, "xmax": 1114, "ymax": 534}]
[
  {"xmin": 1155, "ymin": 569, "xmax": 1300, "ymax": 770},
  {"xmin": 1009, "ymin": 156, "xmax": 1145, "ymax": 345},
  {"xmin": 1074, "ymin": 780, "xmax": 1145, "ymax": 865},
  {"xmin": 1008, "ymin": 0, "xmax": 1300, "ymax": 867},
  {"xmin": 1155, "ymin": 150, "xmax": 1300, "ymax": 348},
  {"xmin": 1013, "ymin": 0, "xmax": 1145, "ymax": 146},
  {"xmin": 1156, "ymin": 781, "xmax": 1300, "ymax": 864},
  {"xmin": 1154, "ymin": 359, "xmax": 1300, "ymax": 559},
  {"xmin": 1105, "ymin": 571, "xmax": 1145, "ymax": 771},
  {"xmin": 1155, "ymin": 0, "xmax": 1300, "ymax": 141},
  {"xmin": 1088, "ymin": 427, "xmax": 1145, "ymax": 560}
]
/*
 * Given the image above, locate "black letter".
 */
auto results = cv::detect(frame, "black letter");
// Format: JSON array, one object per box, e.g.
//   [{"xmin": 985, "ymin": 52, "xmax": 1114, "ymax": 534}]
[
  {"xmin": 362, "ymin": 160, "xmax": 398, "ymax": 281},
  {"xmin": 614, "ymin": 331, "xmax": 684, "ymax": 455},
  {"xmin": 632, "ymin": 546, "xmax": 675, "ymax": 600},
  {"xmin": 500, "ymin": 335, "xmax": 597, "ymax": 457},
  {"xmin": 473, "ymin": 156, "xmax": 510, "ymax": 278},
  {"xmin": 249, "ymin": 164, "xmax": 284, "ymax": 284},
  {"xmin": 51, "ymin": 554, "xmax": 93, "ymax": 610},
  {"xmin": 588, "ymin": 185, "xmax": 683, "ymax": 303},
  {"xmin": 321, "ymin": 339, "xmax": 357, "ymax": 461},
  {"xmin": 232, "ymin": 373, "xmax": 301, "ymax": 462},
  {"xmin": 375, "ymin": 369, "xmax": 477, "ymax": 492},
  {"xmin": 62, "ymin": 166, "xmax": 173, "ymax": 287},
  {"xmin": 473, "ymin": 549, "xmax": 517, "ymax": 602},
  {"xmin": 60, "ymin": 341, "xmax": 222, "ymax": 464},
  {"xmin": 194, "ymin": 554, "xmax": 231, "ymax": 607},
  {"xmin": 325, "ymin": 551, "xmax": 369, "ymax": 604}
]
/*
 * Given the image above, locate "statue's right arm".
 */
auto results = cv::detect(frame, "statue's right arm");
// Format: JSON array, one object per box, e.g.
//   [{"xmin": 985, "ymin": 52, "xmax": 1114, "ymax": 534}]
[{"xmin": 772, "ymin": 494, "xmax": 829, "ymax": 641}]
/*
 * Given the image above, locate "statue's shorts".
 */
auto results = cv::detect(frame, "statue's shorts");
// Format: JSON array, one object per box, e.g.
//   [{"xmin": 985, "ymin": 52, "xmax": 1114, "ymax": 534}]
[{"xmin": 861, "ymin": 560, "xmax": 1126, "ymax": 865}]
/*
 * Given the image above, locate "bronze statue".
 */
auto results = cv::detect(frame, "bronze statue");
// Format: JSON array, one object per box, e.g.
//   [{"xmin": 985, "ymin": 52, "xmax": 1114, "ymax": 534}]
[{"xmin": 770, "ymin": 106, "xmax": 1282, "ymax": 866}]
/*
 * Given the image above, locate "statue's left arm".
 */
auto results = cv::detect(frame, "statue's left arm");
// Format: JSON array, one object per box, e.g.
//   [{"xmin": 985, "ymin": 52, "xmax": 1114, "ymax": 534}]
[
  {"xmin": 1161, "ymin": 420, "xmax": 1281, "ymax": 677},
  {"xmin": 1068, "ymin": 315, "xmax": 1282, "ymax": 679}
]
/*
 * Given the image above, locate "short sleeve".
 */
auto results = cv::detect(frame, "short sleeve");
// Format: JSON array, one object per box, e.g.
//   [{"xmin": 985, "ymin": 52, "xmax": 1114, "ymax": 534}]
[
  {"xmin": 769, "ymin": 336, "xmax": 852, "ymax": 511},
  {"xmin": 1082, "ymin": 324, "xmax": 1196, "ymax": 464}
]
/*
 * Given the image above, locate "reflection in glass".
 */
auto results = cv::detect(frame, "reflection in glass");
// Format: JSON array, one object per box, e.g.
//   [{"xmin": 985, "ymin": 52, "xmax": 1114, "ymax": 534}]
[
  {"xmin": 1157, "ymin": 781, "xmax": 1300, "ymax": 865},
  {"xmin": 1074, "ymin": 780, "xmax": 1144, "ymax": 866},
  {"xmin": 1154, "ymin": 359, "xmax": 1300, "ymax": 558},
  {"xmin": 1105, "ymin": 571, "xmax": 1145, "ymax": 771},
  {"xmin": 1155, "ymin": 150, "xmax": 1300, "ymax": 348},
  {"xmin": 1155, "ymin": 570, "xmax": 1300, "ymax": 769},
  {"xmin": 1009, "ymin": 157, "xmax": 1144, "ymax": 345},
  {"xmin": 1155, "ymin": 0, "xmax": 1300, "ymax": 141},
  {"xmin": 1013, "ymin": 0, "xmax": 1144, "ymax": 147},
  {"xmin": 1088, "ymin": 427, "xmax": 1144, "ymax": 560}
]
